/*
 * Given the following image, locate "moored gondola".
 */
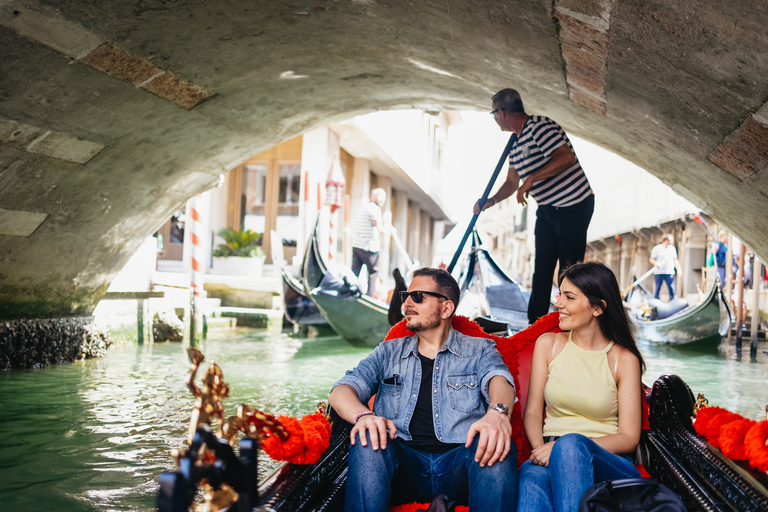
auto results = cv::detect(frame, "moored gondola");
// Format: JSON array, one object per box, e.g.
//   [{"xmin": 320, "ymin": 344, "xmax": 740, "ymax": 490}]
[
  {"xmin": 281, "ymin": 266, "xmax": 333, "ymax": 330},
  {"xmin": 301, "ymin": 220, "xmax": 392, "ymax": 348},
  {"xmin": 627, "ymin": 279, "xmax": 731, "ymax": 345},
  {"xmin": 455, "ymin": 231, "xmax": 532, "ymax": 335}
]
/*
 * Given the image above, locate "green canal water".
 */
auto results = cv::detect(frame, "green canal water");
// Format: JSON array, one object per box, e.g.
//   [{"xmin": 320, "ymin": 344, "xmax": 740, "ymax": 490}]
[{"xmin": 1, "ymin": 329, "xmax": 766, "ymax": 512}]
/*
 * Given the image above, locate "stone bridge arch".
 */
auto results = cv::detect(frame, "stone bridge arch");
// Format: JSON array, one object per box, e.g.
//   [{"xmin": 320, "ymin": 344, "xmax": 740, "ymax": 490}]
[{"xmin": 1, "ymin": 0, "xmax": 766, "ymax": 344}]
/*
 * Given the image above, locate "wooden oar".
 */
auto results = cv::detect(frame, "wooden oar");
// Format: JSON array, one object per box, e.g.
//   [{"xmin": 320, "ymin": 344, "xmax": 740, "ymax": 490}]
[
  {"xmin": 621, "ymin": 267, "xmax": 656, "ymax": 298},
  {"xmin": 383, "ymin": 211, "xmax": 415, "ymax": 272},
  {"xmin": 447, "ymin": 133, "xmax": 518, "ymax": 273}
]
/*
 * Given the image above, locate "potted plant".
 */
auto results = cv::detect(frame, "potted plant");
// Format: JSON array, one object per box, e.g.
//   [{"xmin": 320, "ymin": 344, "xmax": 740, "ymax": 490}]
[{"xmin": 211, "ymin": 228, "xmax": 266, "ymax": 276}]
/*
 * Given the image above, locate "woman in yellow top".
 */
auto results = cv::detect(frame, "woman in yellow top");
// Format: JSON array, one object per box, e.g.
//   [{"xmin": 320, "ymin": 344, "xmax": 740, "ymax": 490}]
[{"xmin": 518, "ymin": 262, "xmax": 645, "ymax": 512}]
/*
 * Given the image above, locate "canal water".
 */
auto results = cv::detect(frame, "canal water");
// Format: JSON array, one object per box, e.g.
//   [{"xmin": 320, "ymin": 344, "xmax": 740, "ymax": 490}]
[{"xmin": 1, "ymin": 328, "xmax": 766, "ymax": 512}]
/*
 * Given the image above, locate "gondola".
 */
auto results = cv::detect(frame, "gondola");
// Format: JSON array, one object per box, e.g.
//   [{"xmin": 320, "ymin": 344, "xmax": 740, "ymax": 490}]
[
  {"xmin": 157, "ymin": 314, "xmax": 768, "ymax": 512},
  {"xmin": 455, "ymin": 231, "xmax": 532, "ymax": 335},
  {"xmin": 281, "ymin": 266, "xmax": 333, "ymax": 330},
  {"xmin": 300, "ymin": 221, "xmax": 392, "ymax": 348},
  {"xmin": 626, "ymin": 278, "xmax": 731, "ymax": 345}
]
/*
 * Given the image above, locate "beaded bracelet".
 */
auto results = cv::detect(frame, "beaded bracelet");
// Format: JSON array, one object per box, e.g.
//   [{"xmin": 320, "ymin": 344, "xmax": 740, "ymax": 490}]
[{"xmin": 354, "ymin": 411, "xmax": 375, "ymax": 423}]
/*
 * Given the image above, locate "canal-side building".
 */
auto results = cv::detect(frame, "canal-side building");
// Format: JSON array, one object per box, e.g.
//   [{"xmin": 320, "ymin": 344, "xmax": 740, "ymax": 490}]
[{"xmin": 149, "ymin": 110, "xmax": 477, "ymax": 308}]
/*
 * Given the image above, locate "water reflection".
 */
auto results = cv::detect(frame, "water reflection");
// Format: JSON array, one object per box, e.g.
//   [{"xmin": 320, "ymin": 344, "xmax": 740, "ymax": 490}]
[{"xmin": 0, "ymin": 329, "xmax": 765, "ymax": 512}]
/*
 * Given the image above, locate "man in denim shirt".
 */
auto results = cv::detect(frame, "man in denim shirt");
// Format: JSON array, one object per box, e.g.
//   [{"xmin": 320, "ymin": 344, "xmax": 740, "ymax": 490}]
[{"xmin": 329, "ymin": 268, "xmax": 518, "ymax": 511}]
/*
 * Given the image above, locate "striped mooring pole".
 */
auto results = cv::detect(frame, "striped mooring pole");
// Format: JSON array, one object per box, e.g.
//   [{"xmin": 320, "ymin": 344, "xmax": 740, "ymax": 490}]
[{"xmin": 189, "ymin": 194, "xmax": 202, "ymax": 347}]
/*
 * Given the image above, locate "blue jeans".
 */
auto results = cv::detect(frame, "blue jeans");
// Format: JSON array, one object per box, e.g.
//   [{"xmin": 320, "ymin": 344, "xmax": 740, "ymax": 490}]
[
  {"xmin": 345, "ymin": 431, "xmax": 517, "ymax": 512},
  {"xmin": 517, "ymin": 434, "xmax": 640, "ymax": 512},
  {"xmin": 654, "ymin": 274, "xmax": 674, "ymax": 299}
]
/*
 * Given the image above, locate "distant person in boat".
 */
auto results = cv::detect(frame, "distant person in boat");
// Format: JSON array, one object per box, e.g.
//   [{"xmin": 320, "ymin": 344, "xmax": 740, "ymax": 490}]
[
  {"xmin": 352, "ymin": 188, "xmax": 387, "ymax": 297},
  {"xmin": 329, "ymin": 267, "xmax": 518, "ymax": 512},
  {"xmin": 475, "ymin": 88, "xmax": 594, "ymax": 326},
  {"xmin": 519, "ymin": 261, "xmax": 646, "ymax": 512},
  {"xmin": 649, "ymin": 234, "xmax": 682, "ymax": 300}
]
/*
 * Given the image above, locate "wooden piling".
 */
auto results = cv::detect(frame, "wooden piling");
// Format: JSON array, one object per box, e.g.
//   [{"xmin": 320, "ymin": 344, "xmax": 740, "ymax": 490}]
[
  {"xmin": 751, "ymin": 254, "xmax": 761, "ymax": 358},
  {"xmin": 735, "ymin": 241, "xmax": 746, "ymax": 349}
]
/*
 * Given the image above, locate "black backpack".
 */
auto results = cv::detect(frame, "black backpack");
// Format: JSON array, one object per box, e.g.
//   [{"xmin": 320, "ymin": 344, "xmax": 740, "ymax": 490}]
[{"xmin": 579, "ymin": 478, "xmax": 687, "ymax": 512}]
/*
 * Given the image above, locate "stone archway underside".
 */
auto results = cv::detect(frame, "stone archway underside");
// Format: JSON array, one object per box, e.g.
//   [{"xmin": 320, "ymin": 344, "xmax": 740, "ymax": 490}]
[{"xmin": 1, "ymin": 0, "xmax": 767, "ymax": 321}]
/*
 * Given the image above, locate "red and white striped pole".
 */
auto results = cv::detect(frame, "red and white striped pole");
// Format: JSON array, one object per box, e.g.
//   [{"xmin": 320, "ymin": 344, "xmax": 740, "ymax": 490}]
[
  {"xmin": 325, "ymin": 152, "xmax": 346, "ymax": 261},
  {"xmin": 189, "ymin": 194, "xmax": 202, "ymax": 347}
]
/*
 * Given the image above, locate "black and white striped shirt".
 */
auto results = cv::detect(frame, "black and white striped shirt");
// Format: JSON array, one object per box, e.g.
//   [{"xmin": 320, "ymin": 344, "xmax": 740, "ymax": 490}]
[
  {"xmin": 509, "ymin": 116, "xmax": 593, "ymax": 207},
  {"xmin": 352, "ymin": 201, "xmax": 383, "ymax": 252}
]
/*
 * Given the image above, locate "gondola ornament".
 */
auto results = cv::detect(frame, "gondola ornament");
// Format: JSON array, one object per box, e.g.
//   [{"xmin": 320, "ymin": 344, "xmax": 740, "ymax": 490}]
[
  {"xmin": 157, "ymin": 349, "xmax": 332, "ymax": 512},
  {"xmin": 690, "ymin": 391, "xmax": 768, "ymax": 475}
]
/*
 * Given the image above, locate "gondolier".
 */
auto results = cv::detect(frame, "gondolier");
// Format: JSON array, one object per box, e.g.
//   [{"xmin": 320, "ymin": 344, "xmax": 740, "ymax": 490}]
[
  {"xmin": 352, "ymin": 188, "xmax": 387, "ymax": 298},
  {"xmin": 475, "ymin": 88, "xmax": 594, "ymax": 325},
  {"xmin": 649, "ymin": 234, "xmax": 682, "ymax": 300}
]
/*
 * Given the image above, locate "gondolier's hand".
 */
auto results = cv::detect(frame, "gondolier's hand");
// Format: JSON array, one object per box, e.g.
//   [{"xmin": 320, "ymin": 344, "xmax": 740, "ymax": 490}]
[
  {"xmin": 350, "ymin": 414, "xmax": 396, "ymax": 451},
  {"xmin": 516, "ymin": 179, "xmax": 531, "ymax": 205},
  {"xmin": 473, "ymin": 197, "xmax": 494, "ymax": 215},
  {"xmin": 528, "ymin": 441, "xmax": 555, "ymax": 467},
  {"xmin": 464, "ymin": 410, "xmax": 512, "ymax": 467}
]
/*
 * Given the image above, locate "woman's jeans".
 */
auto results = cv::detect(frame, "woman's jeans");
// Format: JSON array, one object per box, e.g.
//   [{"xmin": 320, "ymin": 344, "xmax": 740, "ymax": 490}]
[
  {"xmin": 517, "ymin": 433, "xmax": 640, "ymax": 512},
  {"xmin": 345, "ymin": 431, "xmax": 517, "ymax": 512}
]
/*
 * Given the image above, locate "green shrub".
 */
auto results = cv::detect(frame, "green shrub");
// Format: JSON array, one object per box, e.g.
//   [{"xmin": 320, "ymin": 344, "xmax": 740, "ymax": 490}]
[{"xmin": 212, "ymin": 228, "xmax": 265, "ymax": 257}]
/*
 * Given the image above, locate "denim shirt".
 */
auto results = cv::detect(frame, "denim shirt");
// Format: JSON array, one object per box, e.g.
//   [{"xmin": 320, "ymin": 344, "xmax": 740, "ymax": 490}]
[{"xmin": 332, "ymin": 326, "xmax": 515, "ymax": 444}]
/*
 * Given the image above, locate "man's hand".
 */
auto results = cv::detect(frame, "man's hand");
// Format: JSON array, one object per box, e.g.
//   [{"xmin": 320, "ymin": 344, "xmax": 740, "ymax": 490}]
[
  {"xmin": 464, "ymin": 409, "xmax": 512, "ymax": 467},
  {"xmin": 528, "ymin": 441, "xmax": 555, "ymax": 467},
  {"xmin": 350, "ymin": 414, "xmax": 397, "ymax": 451},
  {"xmin": 473, "ymin": 197, "xmax": 493, "ymax": 215},
  {"xmin": 516, "ymin": 179, "xmax": 532, "ymax": 205}
]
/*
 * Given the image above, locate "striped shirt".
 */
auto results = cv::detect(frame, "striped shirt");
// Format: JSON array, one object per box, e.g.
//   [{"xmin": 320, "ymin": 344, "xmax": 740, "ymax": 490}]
[
  {"xmin": 650, "ymin": 244, "xmax": 678, "ymax": 275},
  {"xmin": 352, "ymin": 201, "xmax": 383, "ymax": 252},
  {"xmin": 508, "ymin": 115, "xmax": 593, "ymax": 207}
]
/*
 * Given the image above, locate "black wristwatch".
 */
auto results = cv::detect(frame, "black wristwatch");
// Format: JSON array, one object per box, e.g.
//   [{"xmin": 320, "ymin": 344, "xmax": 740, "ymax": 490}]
[{"xmin": 490, "ymin": 403, "xmax": 510, "ymax": 417}]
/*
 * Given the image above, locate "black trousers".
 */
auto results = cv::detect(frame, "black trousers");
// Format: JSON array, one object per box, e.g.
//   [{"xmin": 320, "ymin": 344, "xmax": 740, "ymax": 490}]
[
  {"xmin": 528, "ymin": 195, "xmax": 595, "ymax": 324},
  {"xmin": 352, "ymin": 247, "xmax": 379, "ymax": 297}
]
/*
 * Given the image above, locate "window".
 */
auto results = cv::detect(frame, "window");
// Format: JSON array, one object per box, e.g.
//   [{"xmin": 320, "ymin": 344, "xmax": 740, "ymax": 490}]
[
  {"xmin": 278, "ymin": 164, "xmax": 301, "ymax": 205},
  {"xmin": 242, "ymin": 163, "xmax": 300, "ymax": 216},
  {"xmin": 243, "ymin": 164, "xmax": 268, "ymax": 213}
]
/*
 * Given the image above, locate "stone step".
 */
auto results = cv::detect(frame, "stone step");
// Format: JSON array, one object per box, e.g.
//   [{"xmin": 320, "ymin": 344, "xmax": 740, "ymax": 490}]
[
  {"xmin": 204, "ymin": 316, "xmax": 237, "ymax": 330},
  {"xmin": 212, "ymin": 307, "xmax": 283, "ymax": 332}
]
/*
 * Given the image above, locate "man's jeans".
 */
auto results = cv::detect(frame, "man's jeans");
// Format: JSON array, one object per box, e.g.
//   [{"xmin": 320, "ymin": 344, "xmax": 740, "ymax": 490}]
[
  {"xmin": 518, "ymin": 434, "xmax": 640, "ymax": 512},
  {"xmin": 654, "ymin": 274, "xmax": 674, "ymax": 300},
  {"xmin": 345, "ymin": 431, "xmax": 517, "ymax": 512}
]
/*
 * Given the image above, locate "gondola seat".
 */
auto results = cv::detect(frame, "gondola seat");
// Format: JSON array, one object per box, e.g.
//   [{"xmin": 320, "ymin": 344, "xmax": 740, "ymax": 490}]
[{"xmin": 645, "ymin": 298, "xmax": 689, "ymax": 320}]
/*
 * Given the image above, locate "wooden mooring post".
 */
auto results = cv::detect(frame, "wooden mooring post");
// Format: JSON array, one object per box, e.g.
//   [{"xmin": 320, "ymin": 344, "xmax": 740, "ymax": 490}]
[
  {"xmin": 751, "ymin": 254, "xmax": 761, "ymax": 359},
  {"xmin": 735, "ymin": 242, "xmax": 746, "ymax": 351}
]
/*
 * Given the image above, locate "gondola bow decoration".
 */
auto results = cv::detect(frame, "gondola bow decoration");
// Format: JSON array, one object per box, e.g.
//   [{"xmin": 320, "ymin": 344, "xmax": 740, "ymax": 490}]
[
  {"xmin": 157, "ymin": 348, "xmax": 331, "ymax": 512},
  {"xmin": 693, "ymin": 393, "xmax": 768, "ymax": 474}
]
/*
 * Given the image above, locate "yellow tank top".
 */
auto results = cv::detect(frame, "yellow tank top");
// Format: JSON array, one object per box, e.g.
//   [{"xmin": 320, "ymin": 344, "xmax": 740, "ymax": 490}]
[{"xmin": 542, "ymin": 331, "xmax": 619, "ymax": 437}]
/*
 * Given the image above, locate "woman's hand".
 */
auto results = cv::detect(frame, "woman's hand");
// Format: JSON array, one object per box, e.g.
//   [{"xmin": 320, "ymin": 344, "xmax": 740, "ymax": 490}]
[{"xmin": 528, "ymin": 441, "xmax": 555, "ymax": 467}]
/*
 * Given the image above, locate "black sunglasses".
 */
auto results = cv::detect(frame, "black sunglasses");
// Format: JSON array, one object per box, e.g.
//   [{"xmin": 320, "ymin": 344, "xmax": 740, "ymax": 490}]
[
  {"xmin": 490, "ymin": 108, "xmax": 506, "ymax": 115},
  {"xmin": 399, "ymin": 290, "xmax": 450, "ymax": 304}
]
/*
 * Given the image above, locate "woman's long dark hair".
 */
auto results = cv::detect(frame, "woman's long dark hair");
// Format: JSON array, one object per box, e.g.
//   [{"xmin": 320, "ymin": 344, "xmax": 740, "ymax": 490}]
[{"xmin": 559, "ymin": 262, "xmax": 646, "ymax": 374}]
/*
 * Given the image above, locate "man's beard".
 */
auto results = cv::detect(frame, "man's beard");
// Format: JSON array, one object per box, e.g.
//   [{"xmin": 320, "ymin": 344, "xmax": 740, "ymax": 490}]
[{"xmin": 405, "ymin": 309, "xmax": 442, "ymax": 332}]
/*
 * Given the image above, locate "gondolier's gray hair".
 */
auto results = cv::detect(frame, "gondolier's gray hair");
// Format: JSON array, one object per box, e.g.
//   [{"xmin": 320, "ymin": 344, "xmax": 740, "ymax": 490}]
[
  {"xmin": 411, "ymin": 267, "xmax": 460, "ymax": 311},
  {"xmin": 491, "ymin": 88, "xmax": 525, "ymax": 113}
]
